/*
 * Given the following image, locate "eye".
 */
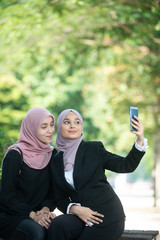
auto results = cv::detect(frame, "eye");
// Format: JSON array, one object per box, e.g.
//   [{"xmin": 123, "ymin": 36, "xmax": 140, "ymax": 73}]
[
  {"xmin": 75, "ymin": 121, "xmax": 80, "ymax": 125},
  {"xmin": 41, "ymin": 126, "xmax": 47, "ymax": 129},
  {"xmin": 63, "ymin": 121, "xmax": 70, "ymax": 125}
]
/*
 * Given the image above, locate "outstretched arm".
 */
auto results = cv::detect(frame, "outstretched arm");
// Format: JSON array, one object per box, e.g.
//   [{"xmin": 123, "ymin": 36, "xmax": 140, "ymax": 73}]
[{"xmin": 99, "ymin": 116, "xmax": 147, "ymax": 173}]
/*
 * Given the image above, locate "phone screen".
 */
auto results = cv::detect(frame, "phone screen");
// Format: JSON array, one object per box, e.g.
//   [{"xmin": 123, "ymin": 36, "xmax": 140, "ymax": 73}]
[{"xmin": 130, "ymin": 106, "xmax": 138, "ymax": 131}]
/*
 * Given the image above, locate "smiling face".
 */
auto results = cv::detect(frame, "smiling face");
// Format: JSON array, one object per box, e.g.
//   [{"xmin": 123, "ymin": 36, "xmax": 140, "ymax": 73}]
[
  {"xmin": 37, "ymin": 116, "xmax": 55, "ymax": 143},
  {"xmin": 61, "ymin": 111, "xmax": 82, "ymax": 139}
]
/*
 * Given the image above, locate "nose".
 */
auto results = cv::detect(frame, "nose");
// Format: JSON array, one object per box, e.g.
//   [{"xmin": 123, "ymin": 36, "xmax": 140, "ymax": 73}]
[
  {"xmin": 70, "ymin": 122, "xmax": 75, "ymax": 128},
  {"xmin": 48, "ymin": 126, "xmax": 54, "ymax": 133}
]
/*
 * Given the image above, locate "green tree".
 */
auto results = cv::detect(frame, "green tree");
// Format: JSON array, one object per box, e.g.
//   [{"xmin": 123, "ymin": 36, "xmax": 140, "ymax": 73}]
[{"xmin": 0, "ymin": 0, "xmax": 160, "ymax": 205}]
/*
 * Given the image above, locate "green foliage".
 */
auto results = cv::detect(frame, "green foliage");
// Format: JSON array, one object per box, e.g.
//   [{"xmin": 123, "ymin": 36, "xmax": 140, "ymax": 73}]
[
  {"xmin": 0, "ymin": 0, "xmax": 160, "ymax": 182},
  {"xmin": 0, "ymin": 129, "xmax": 15, "ymax": 179},
  {"xmin": 0, "ymin": 130, "xmax": 14, "ymax": 162}
]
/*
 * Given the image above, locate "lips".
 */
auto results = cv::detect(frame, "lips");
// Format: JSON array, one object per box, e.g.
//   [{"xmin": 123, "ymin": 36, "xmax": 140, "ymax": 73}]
[
  {"xmin": 68, "ymin": 131, "xmax": 77, "ymax": 134},
  {"xmin": 47, "ymin": 135, "xmax": 52, "ymax": 138}
]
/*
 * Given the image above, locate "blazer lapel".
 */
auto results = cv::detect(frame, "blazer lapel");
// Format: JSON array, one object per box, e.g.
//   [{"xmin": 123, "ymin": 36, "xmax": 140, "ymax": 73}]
[
  {"xmin": 73, "ymin": 140, "xmax": 87, "ymax": 189},
  {"xmin": 55, "ymin": 141, "xmax": 87, "ymax": 191},
  {"xmin": 55, "ymin": 152, "xmax": 76, "ymax": 192},
  {"xmin": 54, "ymin": 151, "xmax": 65, "ymax": 182}
]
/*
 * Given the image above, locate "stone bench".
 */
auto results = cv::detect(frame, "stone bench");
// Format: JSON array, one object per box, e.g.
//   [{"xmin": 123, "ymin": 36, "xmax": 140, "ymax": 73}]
[
  {"xmin": 0, "ymin": 230, "xmax": 159, "ymax": 240},
  {"xmin": 119, "ymin": 230, "xmax": 159, "ymax": 240}
]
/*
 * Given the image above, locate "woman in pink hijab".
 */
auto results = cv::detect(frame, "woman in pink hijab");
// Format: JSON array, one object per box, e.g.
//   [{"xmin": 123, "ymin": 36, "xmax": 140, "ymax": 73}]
[{"xmin": 0, "ymin": 107, "xmax": 56, "ymax": 240}]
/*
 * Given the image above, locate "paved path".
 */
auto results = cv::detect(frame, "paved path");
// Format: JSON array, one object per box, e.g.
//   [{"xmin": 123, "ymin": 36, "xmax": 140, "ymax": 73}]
[{"xmin": 119, "ymin": 194, "xmax": 160, "ymax": 232}]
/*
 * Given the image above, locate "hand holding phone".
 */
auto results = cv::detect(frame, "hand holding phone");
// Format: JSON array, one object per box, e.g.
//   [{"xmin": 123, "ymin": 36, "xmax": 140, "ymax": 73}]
[{"xmin": 130, "ymin": 106, "xmax": 138, "ymax": 131}]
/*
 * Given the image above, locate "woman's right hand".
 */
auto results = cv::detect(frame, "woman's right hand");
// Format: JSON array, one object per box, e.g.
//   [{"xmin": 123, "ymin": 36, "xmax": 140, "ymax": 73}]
[
  {"xmin": 69, "ymin": 205, "xmax": 104, "ymax": 227},
  {"xmin": 29, "ymin": 211, "xmax": 52, "ymax": 229}
]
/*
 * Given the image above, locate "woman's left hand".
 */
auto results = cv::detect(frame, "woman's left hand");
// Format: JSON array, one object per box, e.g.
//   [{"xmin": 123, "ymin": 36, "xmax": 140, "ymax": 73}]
[
  {"xmin": 131, "ymin": 116, "xmax": 144, "ymax": 146},
  {"xmin": 37, "ymin": 206, "xmax": 50, "ymax": 216},
  {"xmin": 30, "ymin": 211, "xmax": 52, "ymax": 229},
  {"xmin": 69, "ymin": 205, "xmax": 104, "ymax": 227}
]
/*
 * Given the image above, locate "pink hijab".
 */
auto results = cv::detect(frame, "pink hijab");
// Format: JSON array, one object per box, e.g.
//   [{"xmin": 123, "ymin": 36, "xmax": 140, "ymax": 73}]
[
  {"xmin": 3, "ymin": 107, "xmax": 55, "ymax": 169},
  {"xmin": 56, "ymin": 109, "xmax": 83, "ymax": 171}
]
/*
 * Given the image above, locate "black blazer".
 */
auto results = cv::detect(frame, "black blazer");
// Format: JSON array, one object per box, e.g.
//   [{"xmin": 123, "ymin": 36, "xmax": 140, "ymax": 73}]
[{"xmin": 51, "ymin": 141, "xmax": 145, "ymax": 226}]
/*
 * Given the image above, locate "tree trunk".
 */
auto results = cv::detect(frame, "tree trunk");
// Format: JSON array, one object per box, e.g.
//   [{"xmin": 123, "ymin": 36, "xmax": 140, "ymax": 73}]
[{"xmin": 153, "ymin": 110, "xmax": 160, "ymax": 207}]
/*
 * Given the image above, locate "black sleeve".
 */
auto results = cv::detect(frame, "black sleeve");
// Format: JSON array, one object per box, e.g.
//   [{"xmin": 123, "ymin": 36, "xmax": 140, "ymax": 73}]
[
  {"xmin": 98, "ymin": 142, "xmax": 145, "ymax": 173},
  {"xmin": 40, "ymin": 186, "xmax": 56, "ymax": 211},
  {"xmin": 0, "ymin": 150, "xmax": 32, "ymax": 215},
  {"xmin": 49, "ymin": 153, "xmax": 71, "ymax": 213},
  {"xmin": 40, "ymin": 148, "xmax": 58, "ymax": 211}
]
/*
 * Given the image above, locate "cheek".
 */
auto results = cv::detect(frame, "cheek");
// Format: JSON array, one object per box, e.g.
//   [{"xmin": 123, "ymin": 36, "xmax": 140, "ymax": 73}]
[
  {"xmin": 61, "ymin": 125, "xmax": 65, "ymax": 132},
  {"xmin": 37, "ymin": 129, "xmax": 46, "ymax": 139},
  {"xmin": 61, "ymin": 126, "xmax": 68, "ymax": 136},
  {"xmin": 51, "ymin": 127, "xmax": 55, "ymax": 133},
  {"xmin": 79, "ymin": 125, "xmax": 82, "ymax": 133}
]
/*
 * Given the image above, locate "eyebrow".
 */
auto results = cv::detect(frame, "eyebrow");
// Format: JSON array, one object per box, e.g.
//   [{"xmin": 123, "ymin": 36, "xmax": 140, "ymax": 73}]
[
  {"xmin": 41, "ymin": 120, "xmax": 54, "ymax": 126},
  {"xmin": 63, "ymin": 117, "xmax": 80, "ymax": 121}
]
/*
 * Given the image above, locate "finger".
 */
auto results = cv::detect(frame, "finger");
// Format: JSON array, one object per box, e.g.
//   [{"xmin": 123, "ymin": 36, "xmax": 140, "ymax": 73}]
[
  {"xmin": 91, "ymin": 216, "xmax": 103, "ymax": 223},
  {"xmin": 38, "ymin": 220, "xmax": 48, "ymax": 229},
  {"xmin": 39, "ymin": 215, "xmax": 51, "ymax": 226},
  {"xmin": 43, "ymin": 222, "xmax": 50, "ymax": 229},
  {"xmin": 50, "ymin": 213, "xmax": 56, "ymax": 219},
  {"xmin": 87, "ymin": 216, "xmax": 102, "ymax": 225},
  {"xmin": 132, "ymin": 123, "xmax": 143, "ymax": 133},
  {"xmin": 89, "ymin": 215, "xmax": 103, "ymax": 224},
  {"xmin": 85, "ymin": 220, "xmax": 93, "ymax": 227},
  {"xmin": 39, "ymin": 219, "xmax": 50, "ymax": 229},
  {"xmin": 131, "ymin": 119, "xmax": 142, "ymax": 132},
  {"xmin": 38, "ymin": 222, "xmax": 44, "ymax": 227},
  {"xmin": 130, "ymin": 130, "xmax": 137, "ymax": 135},
  {"xmin": 44, "ymin": 217, "xmax": 51, "ymax": 224},
  {"xmin": 44, "ymin": 221, "xmax": 50, "ymax": 229},
  {"xmin": 133, "ymin": 115, "xmax": 138, "ymax": 120},
  {"xmin": 37, "ymin": 211, "xmax": 40, "ymax": 216},
  {"xmin": 132, "ymin": 119, "xmax": 143, "ymax": 131},
  {"xmin": 93, "ymin": 212, "xmax": 104, "ymax": 218},
  {"xmin": 90, "ymin": 219, "xmax": 100, "ymax": 224},
  {"xmin": 131, "ymin": 118, "xmax": 139, "ymax": 126},
  {"xmin": 131, "ymin": 123, "xmax": 138, "ymax": 130}
]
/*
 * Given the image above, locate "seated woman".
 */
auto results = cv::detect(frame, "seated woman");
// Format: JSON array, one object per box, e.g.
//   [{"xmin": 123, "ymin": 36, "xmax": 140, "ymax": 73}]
[
  {"xmin": 49, "ymin": 108, "xmax": 148, "ymax": 240},
  {"xmin": 0, "ymin": 107, "xmax": 57, "ymax": 240}
]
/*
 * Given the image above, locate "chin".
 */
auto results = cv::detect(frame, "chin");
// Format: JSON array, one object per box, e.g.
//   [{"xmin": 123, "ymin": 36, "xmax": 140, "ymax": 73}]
[
  {"xmin": 69, "ymin": 136, "xmax": 79, "ymax": 139},
  {"xmin": 44, "ymin": 140, "xmax": 52, "ymax": 144}
]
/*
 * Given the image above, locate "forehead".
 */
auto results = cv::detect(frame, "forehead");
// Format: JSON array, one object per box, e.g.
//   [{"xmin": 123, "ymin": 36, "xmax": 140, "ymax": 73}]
[
  {"xmin": 41, "ymin": 116, "xmax": 53, "ymax": 124},
  {"xmin": 64, "ymin": 111, "xmax": 79, "ymax": 119}
]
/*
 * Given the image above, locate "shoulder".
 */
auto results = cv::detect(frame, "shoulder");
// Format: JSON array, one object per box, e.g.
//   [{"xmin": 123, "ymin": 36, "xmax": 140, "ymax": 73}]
[
  {"xmin": 5, "ymin": 149, "xmax": 21, "ymax": 159},
  {"xmin": 81, "ymin": 140, "xmax": 103, "ymax": 152},
  {"xmin": 83, "ymin": 140, "xmax": 102, "ymax": 147},
  {"xmin": 51, "ymin": 150, "xmax": 63, "ymax": 162},
  {"xmin": 51, "ymin": 148, "xmax": 57, "ymax": 156},
  {"xmin": 85, "ymin": 141, "xmax": 102, "ymax": 146},
  {"xmin": 2, "ymin": 149, "xmax": 22, "ymax": 169}
]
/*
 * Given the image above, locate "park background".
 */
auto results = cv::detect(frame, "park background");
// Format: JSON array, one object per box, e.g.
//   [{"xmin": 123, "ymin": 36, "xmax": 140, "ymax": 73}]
[{"xmin": 0, "ymin": 0, "xmax": 160, "ymax": 232}]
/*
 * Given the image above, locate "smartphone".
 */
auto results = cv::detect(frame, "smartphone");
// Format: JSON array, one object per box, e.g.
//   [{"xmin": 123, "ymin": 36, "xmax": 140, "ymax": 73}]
[{"xmin": 130, "ymin": 106, "xmax": 138, "ymax": 131}]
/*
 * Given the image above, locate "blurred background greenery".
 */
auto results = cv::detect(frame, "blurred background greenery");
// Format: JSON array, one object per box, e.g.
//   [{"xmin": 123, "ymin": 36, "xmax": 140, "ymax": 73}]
[{"xmin": 0, "ymin": 0, "xmax": 160, "ymax": 204}]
